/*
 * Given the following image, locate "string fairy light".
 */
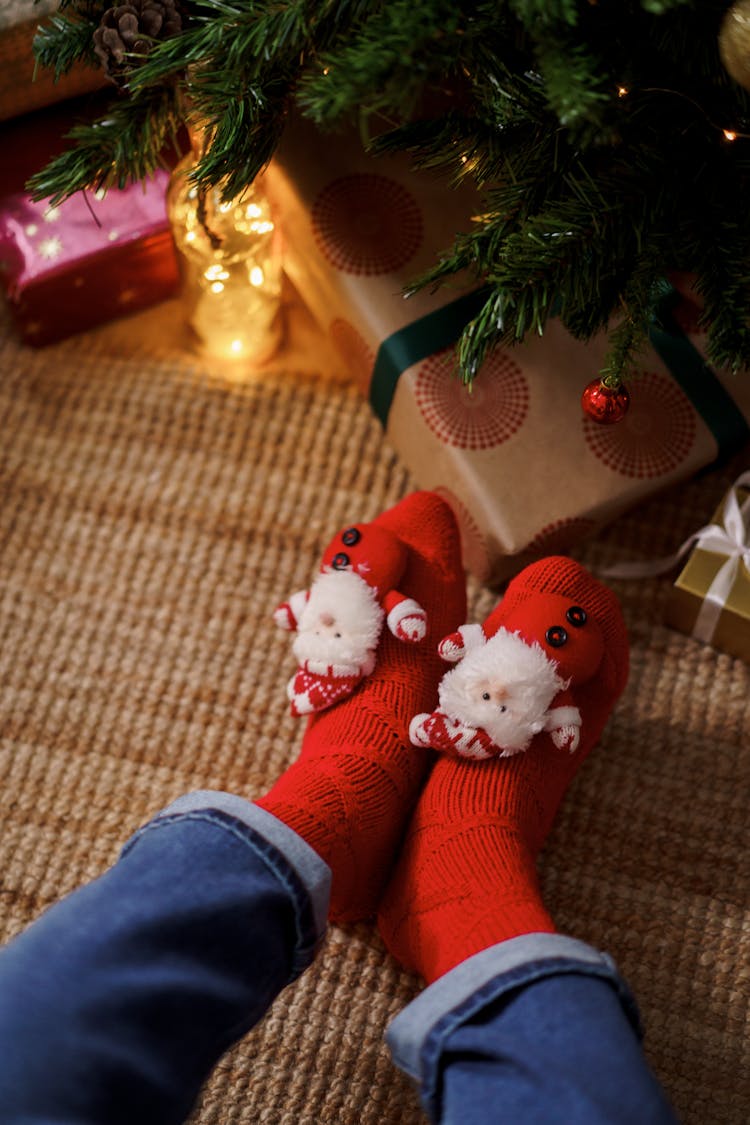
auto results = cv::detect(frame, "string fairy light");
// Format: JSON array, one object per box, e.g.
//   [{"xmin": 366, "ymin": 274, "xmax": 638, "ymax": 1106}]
[
  {"xmin": 617, "ymin": 81, "xmax": 750, "ymax": 142},
  {"xmin": 167, "ymin": 138, "xmax": 284, "ymax": 362}
]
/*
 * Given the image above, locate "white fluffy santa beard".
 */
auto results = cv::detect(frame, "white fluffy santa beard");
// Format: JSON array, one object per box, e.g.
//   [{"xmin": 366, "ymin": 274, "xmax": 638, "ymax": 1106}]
[
  {"xmin": 292, "ymin": 569, "xmax": 385, "ymax": 676},
  {"xmin": 439, "ymin": 628, "xmax": 568, "ymax": 755}
]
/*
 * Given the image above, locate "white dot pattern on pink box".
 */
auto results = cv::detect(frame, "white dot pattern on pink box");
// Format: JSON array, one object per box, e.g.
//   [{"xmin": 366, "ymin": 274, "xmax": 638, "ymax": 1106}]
[
  {"xmin": 414, "ymin": 348, "xmax": 530, "ymax": 450},
  {"xmin": 311, "ymin": 174, "xmax": 423, "ymax": 275},
  {"xmin": 582, "ymin": 369, "xmax": 697, "ymax": 479}
]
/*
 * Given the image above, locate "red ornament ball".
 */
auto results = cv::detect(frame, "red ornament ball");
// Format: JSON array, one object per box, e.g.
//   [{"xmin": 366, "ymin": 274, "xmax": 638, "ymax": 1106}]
[{"xmin": 581, "ymin": 378, "xmax": 630, "ymax": 424}]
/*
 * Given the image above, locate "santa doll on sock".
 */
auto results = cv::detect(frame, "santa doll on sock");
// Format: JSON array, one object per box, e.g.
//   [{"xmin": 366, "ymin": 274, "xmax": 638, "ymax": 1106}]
[
  {"xmin": 275, "ymin": 520, "xmax": 428, "ymax": 716},
  {"xmin": 410, "ymin": 590, "xmax": 605, "ymax": 760}
]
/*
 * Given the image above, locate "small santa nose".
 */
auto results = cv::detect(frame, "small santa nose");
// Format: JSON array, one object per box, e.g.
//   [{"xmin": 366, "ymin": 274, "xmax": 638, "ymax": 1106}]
[{"xmin": 319, "ymin": 612, "xmax": 336, "ymax": 628}]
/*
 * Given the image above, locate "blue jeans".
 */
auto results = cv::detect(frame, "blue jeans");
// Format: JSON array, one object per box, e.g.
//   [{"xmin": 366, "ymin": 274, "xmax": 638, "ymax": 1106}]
[{"xmin": 0, "ymin": 791, "xmax": 679, "ymax": 1124}]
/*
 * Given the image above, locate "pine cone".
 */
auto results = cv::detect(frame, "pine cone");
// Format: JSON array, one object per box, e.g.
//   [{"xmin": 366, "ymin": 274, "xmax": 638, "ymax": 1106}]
[{"xmin": 93, "ymin": 0, "xmax": 182, "ymax": 85}]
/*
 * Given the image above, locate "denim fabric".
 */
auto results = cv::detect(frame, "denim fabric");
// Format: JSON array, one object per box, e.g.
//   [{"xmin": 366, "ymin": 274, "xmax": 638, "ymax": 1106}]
[
  {"xmin": 0, "ymin": 790, "xmax": 331, "ymax": 1125},
  {"xmin": 388, "ymin": 933, "xmax": 680, "ymax": 1124},
  {"xmin": 0, "ymin": 793, "xmax": 679, "ymax": 1125}
]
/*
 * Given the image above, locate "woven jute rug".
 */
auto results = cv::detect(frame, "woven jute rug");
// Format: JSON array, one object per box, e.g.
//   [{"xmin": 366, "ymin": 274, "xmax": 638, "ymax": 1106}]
[{"xmin": 1, "ymin": 292, "xmax": 748, "ymax": 1125}]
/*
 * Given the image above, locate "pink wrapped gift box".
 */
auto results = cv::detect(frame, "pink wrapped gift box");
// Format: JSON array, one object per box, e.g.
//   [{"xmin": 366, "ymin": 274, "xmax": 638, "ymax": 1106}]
[{"xmin": 0, "ymin": 169, "xmax": 180, "ymax": 345}]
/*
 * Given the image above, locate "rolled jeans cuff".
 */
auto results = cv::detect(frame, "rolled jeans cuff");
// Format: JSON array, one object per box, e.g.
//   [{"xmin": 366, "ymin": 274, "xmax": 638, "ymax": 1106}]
[
  {"xmin": 386, "ymin": 933, "xmax": 641, "ymax": 1110},
  {"xmin": 130, "ymin": 789, "xmax": 332, "ymax": 978}
]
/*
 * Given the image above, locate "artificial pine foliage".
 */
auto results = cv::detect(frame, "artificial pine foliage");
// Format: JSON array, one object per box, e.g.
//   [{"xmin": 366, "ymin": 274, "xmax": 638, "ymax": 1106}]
[{"xmin": 28, "ymin": 0, "xmax": 750, "ymax": 386}]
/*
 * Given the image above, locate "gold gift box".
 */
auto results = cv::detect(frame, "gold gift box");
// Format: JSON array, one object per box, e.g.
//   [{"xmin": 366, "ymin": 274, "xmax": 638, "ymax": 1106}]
[{"xmin": 665, "ymin": 484, "xmax": 750, "ymax": 662}]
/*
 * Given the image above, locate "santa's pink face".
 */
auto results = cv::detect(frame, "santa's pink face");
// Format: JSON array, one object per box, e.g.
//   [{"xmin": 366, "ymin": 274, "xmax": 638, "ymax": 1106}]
[{"xmin": 293, "ymin": 569, "xmax": 384, "ymax": 671}]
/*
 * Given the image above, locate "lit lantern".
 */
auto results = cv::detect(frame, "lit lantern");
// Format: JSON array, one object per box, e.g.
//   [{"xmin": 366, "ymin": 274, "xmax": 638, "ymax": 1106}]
[{"xmin": 167, "ymin": 141, "xmax": 284, "ymax": 362}]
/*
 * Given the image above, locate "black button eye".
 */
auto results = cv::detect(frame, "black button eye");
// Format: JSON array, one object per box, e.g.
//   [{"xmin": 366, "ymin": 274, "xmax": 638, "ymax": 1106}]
[
  {"xmin": 341, "ymin": 527, "xmax": 361, "ymax": 546},
  {"xmin": 546, "ymin": 625, "xmax": 568, "ymax": 648},
  {"xmin": 482, "ymin": 691, "xmax": 490, "ymax": 700},
  {"xmin": 332, "ymin": 552, "xmax": 350, "ymax": 570},
  {"xmin": 566, "ymin": 606, "xmax": 587, "ymax": 627}
]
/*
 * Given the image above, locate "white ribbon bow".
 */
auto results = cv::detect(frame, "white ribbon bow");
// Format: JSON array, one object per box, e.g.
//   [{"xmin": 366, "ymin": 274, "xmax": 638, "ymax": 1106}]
[{"xmin": 604, "ymin": 470, "xmax": 750, "ymax": 644}]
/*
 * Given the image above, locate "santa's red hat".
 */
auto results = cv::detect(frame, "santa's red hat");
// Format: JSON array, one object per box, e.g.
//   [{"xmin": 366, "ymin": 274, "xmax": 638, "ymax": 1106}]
[
  {"xmin": 319, "ymin": 522, "xmax": 408, "ymax": 600},
  {"xmin": 482, "ymin": 556, "xmax": 626, "ymax": 689}
]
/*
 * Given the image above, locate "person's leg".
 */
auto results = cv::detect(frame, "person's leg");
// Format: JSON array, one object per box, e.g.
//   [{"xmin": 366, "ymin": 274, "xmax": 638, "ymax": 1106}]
[
  {"xmin": 0, "ymin": 791, "xmax": 329, "ymax": 1125},
  {"xmin": 387, "ymin": 935, "xmax": 679, "ymax": 1125},
  {"xmin": 379, "ymin": 558, "xmax": 678, "ymax": 1122},
  {"xmin": 0, "ymin": 491, "xmax": 467, "ymax": 1123},
  {"xmin": 257, "ymin": 490, "xmax": 466, "ymax": 921}
]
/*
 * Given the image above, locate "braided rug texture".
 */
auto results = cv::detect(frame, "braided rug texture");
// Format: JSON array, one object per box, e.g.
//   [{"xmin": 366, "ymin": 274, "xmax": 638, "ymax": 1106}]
[{"xmin": 0, "ymin": 297, "xmax": 748, "ymax": 1125}]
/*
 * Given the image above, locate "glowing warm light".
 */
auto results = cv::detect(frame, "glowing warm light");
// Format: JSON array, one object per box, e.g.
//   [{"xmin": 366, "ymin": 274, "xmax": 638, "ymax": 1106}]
[
  {"xmin": 724, "ymin": 129, "xmax": 737, "ymax": 141},
  {"xmin": 168, "ymin": 146, "xmax": 284, "ymax": 363},
  {"xmin": 617, "ymin": 86, "xmax": 628, "ymax": 97},
  {"xmin": 204, "ymin": 264, "xmax": 230, "ymax": 281}
]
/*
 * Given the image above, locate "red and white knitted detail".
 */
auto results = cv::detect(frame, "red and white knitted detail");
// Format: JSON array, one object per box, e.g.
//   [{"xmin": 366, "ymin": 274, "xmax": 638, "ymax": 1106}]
[{"xmin": 287, "ymin": 667, "xmax": 366, "ymax": 717}]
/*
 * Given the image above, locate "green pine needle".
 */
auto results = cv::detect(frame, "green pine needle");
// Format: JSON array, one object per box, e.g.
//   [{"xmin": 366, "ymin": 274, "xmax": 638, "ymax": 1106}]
[{"xmin": 26, "ymin": 85, "xmax": 181, "ymax": 204}]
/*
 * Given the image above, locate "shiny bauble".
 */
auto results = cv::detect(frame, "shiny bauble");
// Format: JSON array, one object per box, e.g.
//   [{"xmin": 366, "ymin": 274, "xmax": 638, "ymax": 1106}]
[
  {"xmin": 719, "ymin": 0, "xmax": 750, "ymax": 91},
  {"xmin": 581, "ymin": 377, "xmax": 630, "ymax": 424}
]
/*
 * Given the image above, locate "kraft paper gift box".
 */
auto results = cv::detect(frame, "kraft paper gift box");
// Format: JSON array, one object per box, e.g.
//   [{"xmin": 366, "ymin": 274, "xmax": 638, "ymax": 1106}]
[
  {"xmin": 267, "ymin": 117, "xmax": 750, "ymax": 585},
  {"xmin": 664, "ymin": 473, "xmax": 750, "ymax": 662}
]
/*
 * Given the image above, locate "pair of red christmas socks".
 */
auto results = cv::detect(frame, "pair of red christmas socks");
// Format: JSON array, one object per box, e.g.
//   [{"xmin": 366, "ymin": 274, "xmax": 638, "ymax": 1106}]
[{"xmin": 257, "ymin": 493, "xmax": 629, "ymax": 981}]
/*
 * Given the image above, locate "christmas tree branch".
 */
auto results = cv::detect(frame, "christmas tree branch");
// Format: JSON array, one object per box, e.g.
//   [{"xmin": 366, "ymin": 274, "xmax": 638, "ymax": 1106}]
[
  {"xmin": 297, "ymin": 0, "xmax": 462, "ymax": 124},
  {"xmin": 26, "ymin": 85, "xmax": 181, "ymax": 204},
  {"xmin": 33, "ymin": 11, "xmax": 102, "ymax": 80},
  {"xmin": 25, "ymin": 0, "xmax": 750, "ymax": 382}
]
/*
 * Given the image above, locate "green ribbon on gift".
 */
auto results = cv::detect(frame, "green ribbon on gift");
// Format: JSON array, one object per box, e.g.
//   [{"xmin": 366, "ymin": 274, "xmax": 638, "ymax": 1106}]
[
  {"xmin": 649, "ymin": 289, "xmax": 750, "ymax": 456},
  {"xmin": 370, "ymin": 284, "xmax": 750, "ymax": 456},
  {"xmin": 369, "ymin": 287, "xmax": 491, "ymax": 426}
]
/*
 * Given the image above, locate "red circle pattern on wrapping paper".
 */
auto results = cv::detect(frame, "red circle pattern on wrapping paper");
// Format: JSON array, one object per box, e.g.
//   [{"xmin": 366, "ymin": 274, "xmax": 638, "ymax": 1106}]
[
  {"xmin": 524, "ymin": 518, "xmax": 598, "ymax": 558},
  {"xmin": 582, "ymin": 370, "xmax": 696, "ymax": 479},
  {"xmin": 329, "ymin": 318, "xmax": 375, "ymax": 395},
  {"xmin": 311, "ymin": 175, "xmax": 423, "ymax": 276},
  {"xmin": 415, "ymin": 349, "xmax": 529, "ymax": 450},
  {"xmin": 433, "ymin": 487, "xmax": 492, "ymax": 582}
]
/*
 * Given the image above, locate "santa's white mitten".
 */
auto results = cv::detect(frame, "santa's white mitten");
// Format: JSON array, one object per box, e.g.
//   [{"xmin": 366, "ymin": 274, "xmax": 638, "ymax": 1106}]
[
  {"xmin": 386, "ymin": 597, "xmax": 427, "ymax": 643},
  {"xmin": 544, "ymin": 705, "xmax": 582, "ymax": 752},
  {"xmin": 408, "ymin": 713, "xmax": 432, "ymax": 747},
  {"xmin": 437, "ymin": 623, "xmax": 486, "ymax": 663},
  {"xmin": 273, "ymin": 590, "xmax": 308, "ymax": 632},
  {"xmin": 274, "ymin": 603, "xmax": 296, "ymax": 631},
  {"xmin": 549, "ymin": 724, "xmax": 581, "ymax": 752}
]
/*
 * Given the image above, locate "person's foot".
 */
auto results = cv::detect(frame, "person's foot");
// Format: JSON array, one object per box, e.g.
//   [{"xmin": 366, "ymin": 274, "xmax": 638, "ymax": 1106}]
[
  {"xmin": 377, "ymin": 556, "xmax": 629, "ymax": 981},
  {"xmin": 257, "ymin": 491, "xmax": 467, "ymax": 923}
]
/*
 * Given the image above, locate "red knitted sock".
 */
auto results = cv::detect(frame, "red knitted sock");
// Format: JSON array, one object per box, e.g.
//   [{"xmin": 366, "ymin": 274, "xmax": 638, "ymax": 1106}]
[
  {"xmin": 256, "ymin": 491, "xmax": 466, "ymax": 923},
  {"xmin": 377, "ymin": 556, "xmax": 629, "ymax": 982}
]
